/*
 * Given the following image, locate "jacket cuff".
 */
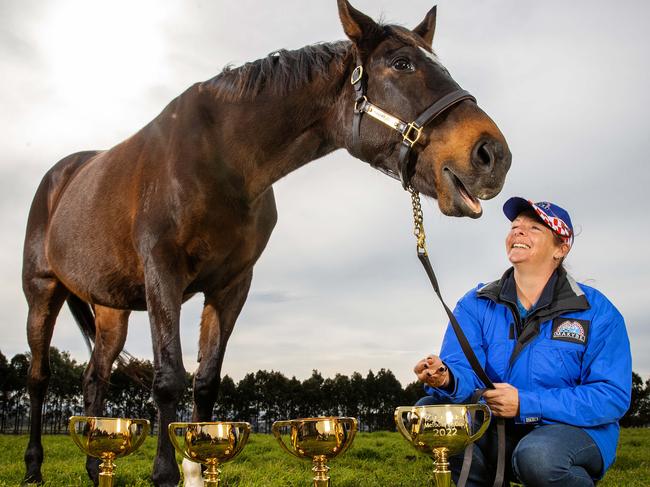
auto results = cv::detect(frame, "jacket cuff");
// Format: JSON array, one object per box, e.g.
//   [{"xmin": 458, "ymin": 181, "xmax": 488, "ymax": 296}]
[
  {"xmin": 517, "ymin": 390, "xmax": 542, "ymax": 424},
  {"xmin": 423, "ymin": 367, "xmax": 458, "ymax": 400}
]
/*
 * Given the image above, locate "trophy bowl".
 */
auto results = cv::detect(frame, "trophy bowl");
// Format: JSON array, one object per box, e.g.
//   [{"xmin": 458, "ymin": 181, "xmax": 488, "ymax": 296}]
[
  {"xmin": 395, "ymin": 404, "xmax": 491, "ymax": 487},
  {"xmin": 69, "ymin": 416, "xmax": 150, "ymax": 487},
  {"xmin": 168, "ymin": 421, "xmax": 251, "ymax": 486},
  {"xmin": 272, "ymin": 416, "xmax": 357, "ymax": 487}
]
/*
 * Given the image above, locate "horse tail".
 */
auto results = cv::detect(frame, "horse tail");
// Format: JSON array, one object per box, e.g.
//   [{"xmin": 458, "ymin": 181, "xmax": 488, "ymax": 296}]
[
  {"xmin": 66, "ymin": 295, "xmax": 150, "ymax": 389},
  {"xmin": 67, "ymin": 293, "xmax": 96, "ymax": 354}
]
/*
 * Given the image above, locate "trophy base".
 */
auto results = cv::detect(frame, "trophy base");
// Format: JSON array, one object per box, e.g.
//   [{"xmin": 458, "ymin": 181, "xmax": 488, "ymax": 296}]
[
  {"xmin": 312, "ymin": 455, "xmax": 330, "ymax": 487},
  {"xmin": 204, "ymin": 462, "xmax": 222, "ymax": 486},
  {"xmin": 98, "ymin": 457, "xmax": 116, "ymax": 487},
  {"xmin": 432, "ymin": 448, "xmax": 451, "ymax": 487}
]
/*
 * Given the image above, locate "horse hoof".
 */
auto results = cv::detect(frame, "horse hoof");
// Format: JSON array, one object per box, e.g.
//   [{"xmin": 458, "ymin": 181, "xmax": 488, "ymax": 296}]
[
  {"xmin": 21, "ymin": 472, "xmax": 43, "ymax": 485},
  {"xmin": 182, "ymin": 459, "xmax": 204, "ymax": 487},
  {"xmin": 86, "ymin": 456, "xmax": 101, "ymax": 486}
]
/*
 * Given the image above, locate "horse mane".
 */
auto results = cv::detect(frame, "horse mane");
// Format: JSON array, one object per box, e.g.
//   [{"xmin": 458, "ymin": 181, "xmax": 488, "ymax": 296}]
[
  {"xmin": 210, "ymin": 41, "xmax": 352, "ymax": 101},
  {"xmin": 209, "ymin": 41, "xmax": 353, "ymax": 102},
  {"xmin": 206, "ymin": 21, "xmax": 432, "ymax": 103}
]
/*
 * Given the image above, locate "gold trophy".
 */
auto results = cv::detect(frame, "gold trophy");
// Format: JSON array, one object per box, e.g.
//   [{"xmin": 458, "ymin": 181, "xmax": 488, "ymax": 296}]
[
  {"xmin": 168, "ymin": 421, "xmax": 251, "ymax": 486},
  {"xmin": 69, "ymin": 416, "xmax": 150, "ymax": 487},
  {"xmin": 272, "ymin": 417, "xmax": 357, "ymax": 487},
  {"xmin": 395, "ymin": 405, "xmax": 491, "ymax": 487}
]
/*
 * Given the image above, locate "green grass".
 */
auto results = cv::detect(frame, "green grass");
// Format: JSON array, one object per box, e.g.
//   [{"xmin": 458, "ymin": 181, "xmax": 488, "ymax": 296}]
[{"xmin": 1, "ymin": 429, "xmax": 648, "ymax": 486}]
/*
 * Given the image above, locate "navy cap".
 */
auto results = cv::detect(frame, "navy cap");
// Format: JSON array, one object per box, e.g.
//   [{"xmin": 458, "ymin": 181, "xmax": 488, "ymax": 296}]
[{"xmin": 503, "ymin": 197, "xmax": 573, "ymax": 244}]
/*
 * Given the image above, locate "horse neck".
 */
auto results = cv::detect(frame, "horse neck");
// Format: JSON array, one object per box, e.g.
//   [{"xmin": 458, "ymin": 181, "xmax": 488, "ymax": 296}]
[{"xmin": 200, "ymin": 48, "xmax": 356, "ymax": 201}]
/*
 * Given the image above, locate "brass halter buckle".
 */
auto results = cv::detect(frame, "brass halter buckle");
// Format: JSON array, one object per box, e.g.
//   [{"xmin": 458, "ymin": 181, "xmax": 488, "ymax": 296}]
[{"xmin": 403, "ymin": 122, "xmax": 423, "ymax": 146}]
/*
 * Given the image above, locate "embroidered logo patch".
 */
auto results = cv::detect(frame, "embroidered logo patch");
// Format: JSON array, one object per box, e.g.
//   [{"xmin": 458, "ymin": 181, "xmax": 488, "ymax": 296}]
[{"xmin": 552, "ymin": 318, "xmax": 590, "ymax": 345}]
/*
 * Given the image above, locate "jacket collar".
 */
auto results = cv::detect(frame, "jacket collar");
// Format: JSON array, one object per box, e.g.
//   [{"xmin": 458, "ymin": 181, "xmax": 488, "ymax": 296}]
[
  {"xmin": 477, "ymin": 266, "xmax": 590, "ymax": 317},
  {"xmin": 478, "ymin": 266, "xmax": 591, "ymax": 366}
]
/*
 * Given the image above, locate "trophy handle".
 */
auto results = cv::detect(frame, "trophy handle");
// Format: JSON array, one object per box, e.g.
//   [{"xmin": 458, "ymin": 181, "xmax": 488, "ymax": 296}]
[
  {"xmin": 69, "ymin": 416, "xmax": 91, "ymax": 455},
  {"xmin": 231, "ymin": 422, "xmax": 251, "ymax": 457},
  {"xmin": 336, "ymin": 418, "xmax": 358, "ymax": 456},
  {"xmin": 168, "ymin": 422, "xmax": 198, "ymax": 463},
  {"xmin": 271, "ymin": 421, "xmax": 303, "ymax": 460},
  {"xmin": 467, "ymin": 403, "xmax": 492, "ymax": 443},
  {"xmin": 128, "ymin": 419, "xmax": 150, "ymax": 454},
  {"xmin": 394, "ymin": 407, "xmax": 415, "ymax": 441}
]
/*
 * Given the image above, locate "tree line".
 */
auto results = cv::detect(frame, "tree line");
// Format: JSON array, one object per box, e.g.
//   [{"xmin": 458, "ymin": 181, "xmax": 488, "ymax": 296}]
[{"xmin": 1, "ymin": 347, "xmax": 649, "ymax": 434}]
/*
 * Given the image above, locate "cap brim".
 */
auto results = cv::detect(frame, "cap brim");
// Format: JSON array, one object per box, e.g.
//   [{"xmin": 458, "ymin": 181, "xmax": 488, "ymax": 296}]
[{"xmin": 503, "ymin": 197, "xmax": 534, "ymax": 221}]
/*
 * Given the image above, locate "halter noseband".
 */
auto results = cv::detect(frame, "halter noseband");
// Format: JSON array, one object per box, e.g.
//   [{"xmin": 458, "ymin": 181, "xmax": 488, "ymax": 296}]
[{"xmin": 350, "ymin": 64, "xmax": 476, "ymax": 190}]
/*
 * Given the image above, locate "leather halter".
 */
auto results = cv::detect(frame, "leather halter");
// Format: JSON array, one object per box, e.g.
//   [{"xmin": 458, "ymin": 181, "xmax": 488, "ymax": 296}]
[{"xmin": 350, "ymin": 64, "xmax": 476, "ymax": 189}]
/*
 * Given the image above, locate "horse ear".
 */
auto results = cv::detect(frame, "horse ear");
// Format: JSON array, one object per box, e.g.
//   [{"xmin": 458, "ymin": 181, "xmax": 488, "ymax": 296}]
[
  {"xmin": 337, "ymin": 0, "xmax": 381, "ymax": 51},
  {"xmin": 413, "ymin": 5, "xmax": 437, "ymax": 46}
]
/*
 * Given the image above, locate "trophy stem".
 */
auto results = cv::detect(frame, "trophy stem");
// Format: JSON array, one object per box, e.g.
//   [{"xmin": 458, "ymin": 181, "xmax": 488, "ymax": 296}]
[
  {"xmin": 432, "ymin": 448, "xmax": 451, "ymax": 487},
  {"xmin": 98, "ymin": 455, "xmax": 116, "ymax": 487},
  {"xmin": 204, "ymin": 460, "xmax": 222, "ymax": 487},
  {"xmin": 312, "ymin": 455, "xmax": 330, "ymax": 487}
]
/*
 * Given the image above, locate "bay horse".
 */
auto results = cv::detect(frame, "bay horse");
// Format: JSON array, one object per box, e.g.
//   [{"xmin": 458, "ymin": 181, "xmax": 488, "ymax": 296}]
[{"xmin": 22, "ymin": 1, "xmax": 511, "ymax": 485}]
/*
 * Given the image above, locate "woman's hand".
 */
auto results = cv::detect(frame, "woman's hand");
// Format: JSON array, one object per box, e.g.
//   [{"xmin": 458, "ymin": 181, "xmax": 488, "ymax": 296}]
[
  {"xmin": 414, "ymin": 355, "xmax": 450, "ymax": 388},
  {"xmin": 483, "ymin": 383, "xmax": 519, "ymax": 418}
]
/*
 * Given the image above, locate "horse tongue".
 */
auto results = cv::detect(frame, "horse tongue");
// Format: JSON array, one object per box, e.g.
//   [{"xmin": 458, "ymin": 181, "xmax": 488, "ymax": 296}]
[{"xmin": 459, "ymin": 185, "xmax": 482, "ymax": 214}]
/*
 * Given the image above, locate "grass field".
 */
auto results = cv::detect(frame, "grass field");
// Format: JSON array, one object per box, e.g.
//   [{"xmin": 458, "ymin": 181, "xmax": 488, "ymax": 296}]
[{"xmin": 1, "ymin": 429, "xmax": 648, "ymax": 486}]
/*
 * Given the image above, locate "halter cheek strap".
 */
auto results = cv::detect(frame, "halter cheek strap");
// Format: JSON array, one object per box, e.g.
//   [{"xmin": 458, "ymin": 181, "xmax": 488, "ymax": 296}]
[{"xmin": 350, "ymin": 64, "xmax": 476, "ymax": 189}]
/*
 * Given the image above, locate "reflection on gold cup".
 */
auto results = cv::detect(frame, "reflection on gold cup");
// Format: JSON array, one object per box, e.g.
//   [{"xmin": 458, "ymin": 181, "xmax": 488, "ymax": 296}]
[
  {"xmin": 168, "ymin": 422, "xmax": 251, "ymax": 486},
  {"xmin": 395, "ymin": 404, "xmax": 491, "ymax": 487},
  {"xmin": 69, "ymin": 416, "xmax": 150, "ymax": 487},
  {"xmin": 272, "ymin": 417, "xmax": 357, "ymax": 487}
]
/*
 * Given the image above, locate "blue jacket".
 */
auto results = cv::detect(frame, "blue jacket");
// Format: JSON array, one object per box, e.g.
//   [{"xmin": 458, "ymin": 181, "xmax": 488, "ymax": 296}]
[{"xmin": 425, "ymin": 267, "xmax": 632, "ymax": 474}]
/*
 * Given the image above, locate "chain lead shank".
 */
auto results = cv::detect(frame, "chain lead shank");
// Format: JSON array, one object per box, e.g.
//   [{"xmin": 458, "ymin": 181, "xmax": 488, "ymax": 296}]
[{"xmin": 409, "ymin": 186, "xmax": 427, "ymax": 256}]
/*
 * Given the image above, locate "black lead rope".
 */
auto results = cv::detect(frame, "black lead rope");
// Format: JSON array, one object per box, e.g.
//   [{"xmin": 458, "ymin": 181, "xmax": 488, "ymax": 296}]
[{"xmin": 417, "ymin": 250, "xmax": 506, "ymax": 487}]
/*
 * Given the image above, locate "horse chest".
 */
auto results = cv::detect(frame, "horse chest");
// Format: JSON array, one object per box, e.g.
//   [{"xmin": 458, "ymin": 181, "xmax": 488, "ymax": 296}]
[{"xmin": 185, "ymin": 189, "xmax": 277, "ymax": 292}]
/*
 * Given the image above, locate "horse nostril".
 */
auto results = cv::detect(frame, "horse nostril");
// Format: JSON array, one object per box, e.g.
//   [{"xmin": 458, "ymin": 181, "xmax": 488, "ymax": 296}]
[{"xmin": 472, "ymin": 140, "xmax": 495, "ymax": 171}]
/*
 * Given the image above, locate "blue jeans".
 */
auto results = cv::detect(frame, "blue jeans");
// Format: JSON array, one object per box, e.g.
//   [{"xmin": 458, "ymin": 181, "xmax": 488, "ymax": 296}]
[{"xmin": 414, "ymin": 396, "xmax": 603, "ymax": 486}]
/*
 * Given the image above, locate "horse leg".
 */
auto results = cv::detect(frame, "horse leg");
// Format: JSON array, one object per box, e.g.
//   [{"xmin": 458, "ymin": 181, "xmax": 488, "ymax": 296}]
[
  {"xmin": 23, "ymin": 277, "xmax": 68, "ymax": 484},
  {"xmin": 82, "ymin": 306, "xmax": 130, "ymax": 485},
  {"xmin": 182, "ymin": 271, "xmax": 253, "ymax": 486},
  {"xmin": 193, "ymin": 271, "xmax": 253, "ymax": 421},
  {"xmin": 144, "ymin": 256, "xmax": 187, "ymax": 487}
]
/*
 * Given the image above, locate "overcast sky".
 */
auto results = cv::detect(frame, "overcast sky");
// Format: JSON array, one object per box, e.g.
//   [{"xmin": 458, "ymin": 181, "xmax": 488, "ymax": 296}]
[{"xmin": 1, "ymin": 0, "xmax": 649, "ymax": 387}]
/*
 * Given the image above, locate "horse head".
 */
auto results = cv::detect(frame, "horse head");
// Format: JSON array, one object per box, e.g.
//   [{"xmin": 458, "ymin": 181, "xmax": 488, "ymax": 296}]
[{"xmin": 338, "ymin": 0, "xmax": 511, "ymax": 218}]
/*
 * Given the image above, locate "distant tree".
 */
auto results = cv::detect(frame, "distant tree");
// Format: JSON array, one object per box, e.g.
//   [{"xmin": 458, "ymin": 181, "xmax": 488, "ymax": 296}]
[
  {"xmin": 0, "ymin": 351, "xmax": 10, "ymax": 432},
  {"xmin": 326, "ymin": 373, "xmax": 354, "ymax": 417},
  {"xmin": 214, "ymin": 375, "xmax": 237, "ymax": 421},
  {"xmin": 255, "ymin": 370, "xmax": 290, "ymax": 432},
  {"xmin": 348, "ymin": 371, "xmax": 365, "ymax": 428},
  {"xmin": 107, "ymin": 358, "xmax": 156, "ymax": 427},
  {"xmin": 45, "ymin": 348, "xmax": 85, "ymax": 433},
  {"xmin": 373, "ymin": 369, "xmax": 405, "ymax": 430},
  {"xmin": 361, "ymin": 370, "xmax": 378, "ymax": 431},
  {"xmin": 403, "ymin": 380, "xmax": 425, "ymax": 406},
  {"xmin": 621, "ymin": 372, "xmax": 650, "ymax": 427},
  {"xmin": 235, "ymin": 373, "xmax": 261, "ymax": 428},
  {"xmin": 300, "ymin": 370, "xmax": 325, "ymax": 419},
  {"xmin": 8, "ymin": 354, "xmax": 29, "ymax": 433}
]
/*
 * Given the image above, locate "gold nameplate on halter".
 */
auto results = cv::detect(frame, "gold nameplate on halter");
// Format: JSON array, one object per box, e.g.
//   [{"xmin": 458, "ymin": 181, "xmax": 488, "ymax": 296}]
[
  {"xmin": 359, "ymin": 100, "xmax": 423, "ymax": 147},
  {"xmin": 363, "ymin": 104, "xmax": 405, "ymax": 131}
]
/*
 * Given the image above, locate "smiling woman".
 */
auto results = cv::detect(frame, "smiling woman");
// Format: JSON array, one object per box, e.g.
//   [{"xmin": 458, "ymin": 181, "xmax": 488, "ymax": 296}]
[{"xmin": 413, "ymin": 197, "xmax": 632, "ymax": 486}]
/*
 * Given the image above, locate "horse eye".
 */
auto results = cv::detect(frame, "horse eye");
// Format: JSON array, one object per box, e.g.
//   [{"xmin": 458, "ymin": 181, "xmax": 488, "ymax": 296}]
[{"xmin": 392, "ymin": 58, "xmax": 413, "ymax": 71}]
